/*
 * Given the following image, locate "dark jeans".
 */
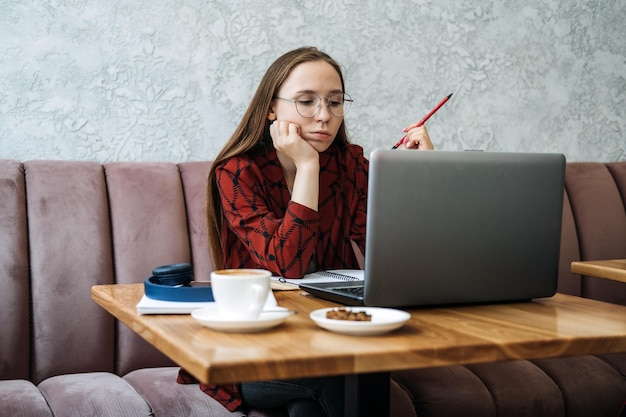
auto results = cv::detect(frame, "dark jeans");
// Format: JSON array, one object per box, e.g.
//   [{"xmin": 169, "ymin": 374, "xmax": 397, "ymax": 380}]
[{"xmin": 240, "ymin": 376, "xmax": 344, "ymax": 417}]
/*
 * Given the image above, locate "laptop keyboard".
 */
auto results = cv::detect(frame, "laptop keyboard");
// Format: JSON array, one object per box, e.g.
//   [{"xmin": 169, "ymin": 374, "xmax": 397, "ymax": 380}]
[{"xmin": 333, "ymin": 285, "xmax": 364, "ymax": 298}]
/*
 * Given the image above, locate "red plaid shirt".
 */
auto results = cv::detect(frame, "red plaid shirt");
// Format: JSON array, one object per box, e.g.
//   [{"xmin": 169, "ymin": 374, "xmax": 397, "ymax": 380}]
[
  {"xmin": 216, "ymin": 142, "xmax": 368, "ymax": 278},
  {"xmin": 178, "ymin": 142, "xmax": 368, "ymax": 411}
]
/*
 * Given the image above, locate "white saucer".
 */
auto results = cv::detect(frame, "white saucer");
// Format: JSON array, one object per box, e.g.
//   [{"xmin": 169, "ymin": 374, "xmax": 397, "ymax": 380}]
[
  {"xmin": 191, "ymin": 306, "xmax": 292, "ymax": 333},
  {"xmin": 309, "ymin": 307, "xmax": 411, "ymax": 336}
]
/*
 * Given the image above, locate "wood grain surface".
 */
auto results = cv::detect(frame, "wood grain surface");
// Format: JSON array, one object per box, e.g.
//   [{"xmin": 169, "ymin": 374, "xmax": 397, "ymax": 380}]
[{"xmin": 92, "ymin": 284, "xmax": 626, "ymax": 385}]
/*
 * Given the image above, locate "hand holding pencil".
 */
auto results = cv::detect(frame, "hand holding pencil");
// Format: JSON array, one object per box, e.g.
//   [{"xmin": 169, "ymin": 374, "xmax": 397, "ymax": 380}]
[{"xmin": 392, "ymin": 93, "xmax": 452, "ymax": 149}]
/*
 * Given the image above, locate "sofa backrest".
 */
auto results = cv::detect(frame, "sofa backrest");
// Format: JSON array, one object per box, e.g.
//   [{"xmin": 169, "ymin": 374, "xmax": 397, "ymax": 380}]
[
  {"xmin": 0, "ymin": 160, "xmax": 212, "ymax": 383},
  {"xmin": 1, "ymin": 159, "xmax": 625, "ymax": 384},
  {"xmin": 558, "ymin": 162, "xmax": 626, "ymax": 304}
]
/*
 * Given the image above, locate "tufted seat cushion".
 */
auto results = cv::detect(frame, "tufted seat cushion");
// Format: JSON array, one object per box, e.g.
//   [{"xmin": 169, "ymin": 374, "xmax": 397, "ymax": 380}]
[
  {"xmin": 0, "ymin": 380, "xmax": 53, "ymax": 417},
  {"xmin": 37, "ymin": 372, "xmax": 151, "ymax": 417},
  {"xmin": 123, "ymin": 367, "xmax": 247, "ymax": 417}
]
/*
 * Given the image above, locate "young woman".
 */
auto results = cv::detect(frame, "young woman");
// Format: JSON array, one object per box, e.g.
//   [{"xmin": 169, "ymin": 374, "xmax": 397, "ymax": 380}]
[
  {"xmin": 192, "ymin": 46, "xmax": 432, "ymax": 416},
  {"xmin": 207, "ymin": 46, "xmax": 432, "ymax": 280}
]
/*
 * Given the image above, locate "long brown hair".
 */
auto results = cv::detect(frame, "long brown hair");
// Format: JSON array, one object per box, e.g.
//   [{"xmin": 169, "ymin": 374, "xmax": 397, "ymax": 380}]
[{"xmin": 206, "ymin": 46, "xmax": 350, "ymax": 270}]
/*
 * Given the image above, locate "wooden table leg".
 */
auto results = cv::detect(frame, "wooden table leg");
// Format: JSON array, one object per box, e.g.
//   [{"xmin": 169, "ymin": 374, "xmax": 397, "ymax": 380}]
[{"xmin": 345, "ymin": 372, "xmax": 390, "ymax": 417}]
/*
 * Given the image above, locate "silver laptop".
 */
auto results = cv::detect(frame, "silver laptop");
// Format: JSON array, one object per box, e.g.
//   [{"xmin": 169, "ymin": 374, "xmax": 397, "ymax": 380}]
[{"xmin": 299, "ymin": 150, "xmax": 566, "ymax": 307}]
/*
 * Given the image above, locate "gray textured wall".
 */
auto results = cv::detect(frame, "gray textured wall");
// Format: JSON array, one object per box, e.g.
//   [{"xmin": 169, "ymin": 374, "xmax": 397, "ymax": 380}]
[{"xmin": 1, "ymin": 0, "xmax": 624, "ymax": 162}]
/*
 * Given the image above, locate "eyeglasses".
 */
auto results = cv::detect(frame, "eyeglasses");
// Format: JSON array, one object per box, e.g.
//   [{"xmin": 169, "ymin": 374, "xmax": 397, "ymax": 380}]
[{"xmin": 274, "ymin": 93, "xmax": 353, "ymax": 118}]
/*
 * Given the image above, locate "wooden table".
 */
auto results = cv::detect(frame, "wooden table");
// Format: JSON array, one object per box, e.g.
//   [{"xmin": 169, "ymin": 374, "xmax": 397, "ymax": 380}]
[
  {"xmin": 571, "ymin": 259, "xmax": 626, "ymax": 283},
  {"xmin": 92, "ymin": 284, "xmax": 626, "ymax": 417}
]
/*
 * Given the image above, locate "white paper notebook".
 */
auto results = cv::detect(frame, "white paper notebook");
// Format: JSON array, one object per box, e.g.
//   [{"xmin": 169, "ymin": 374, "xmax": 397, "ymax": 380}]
[
  {"xmin": 136, "ymin": 291, "xmax": 277, "ymax": 315},
  {"xmin": 271, "ymin": 269, "xmax": 364, "ymax": 290}
]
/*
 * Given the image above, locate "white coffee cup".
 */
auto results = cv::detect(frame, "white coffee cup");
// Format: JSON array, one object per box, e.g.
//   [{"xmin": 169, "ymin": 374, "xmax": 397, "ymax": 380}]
[{"xmin": 210, "ymin": 269, "xmax": 271, "ymax": 320}]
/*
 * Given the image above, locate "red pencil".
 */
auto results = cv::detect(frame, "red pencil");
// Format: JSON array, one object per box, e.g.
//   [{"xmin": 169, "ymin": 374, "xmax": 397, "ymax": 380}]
[{"xmin": 392, "ymin": 93, "xmax": 453, "ymax": 149}]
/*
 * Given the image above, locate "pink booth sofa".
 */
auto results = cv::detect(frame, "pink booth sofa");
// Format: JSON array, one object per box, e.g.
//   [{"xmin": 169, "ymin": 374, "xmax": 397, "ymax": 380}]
[{"xmin": 1, "ymin": 158, "xmax": 625, "ymax": 417}]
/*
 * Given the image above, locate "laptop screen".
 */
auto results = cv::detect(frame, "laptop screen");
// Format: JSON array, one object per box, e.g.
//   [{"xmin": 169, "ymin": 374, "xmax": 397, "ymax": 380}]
[{"xmin": 361, "ymin": 150, "xmax": 565, "ymax": 307}]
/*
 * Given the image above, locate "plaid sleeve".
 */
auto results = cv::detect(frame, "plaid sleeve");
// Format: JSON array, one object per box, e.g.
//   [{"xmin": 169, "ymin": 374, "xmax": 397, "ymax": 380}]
[{"xmin": 216, "ymin": 157, "xmax": 320, "ymax": 278}]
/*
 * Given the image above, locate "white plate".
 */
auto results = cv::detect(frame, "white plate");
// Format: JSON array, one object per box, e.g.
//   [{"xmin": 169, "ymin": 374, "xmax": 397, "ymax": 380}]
[
  {"xmin": 191, "ymin": 306, "xmax": 292, "ymax": 333},
  {"xmin": 309, "ymin": 307, "xmax": 411, "ymax": 336}
]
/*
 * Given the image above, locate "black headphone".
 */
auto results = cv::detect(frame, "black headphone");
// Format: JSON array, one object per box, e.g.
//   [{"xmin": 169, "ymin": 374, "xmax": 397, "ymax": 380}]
[
  {"xmin": 144, "ymin": 263, "xmax": 214, "ymax": 302},
  {"xmin": 151, "ymin": 263, "xmax": 193, "ymax": 285}
]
